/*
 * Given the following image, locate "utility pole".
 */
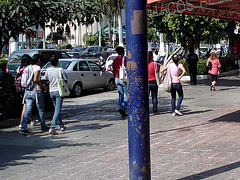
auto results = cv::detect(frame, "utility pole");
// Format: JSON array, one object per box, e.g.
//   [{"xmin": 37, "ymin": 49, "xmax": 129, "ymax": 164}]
[{"xmin": 125, "ymin": 0, "xmax": 151, "ymax": 179}]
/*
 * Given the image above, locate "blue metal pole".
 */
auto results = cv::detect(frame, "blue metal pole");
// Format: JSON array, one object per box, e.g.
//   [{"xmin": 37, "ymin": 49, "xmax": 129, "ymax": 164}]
[{"xmin": 125, "ymin": 0, "xmax": 151, "ymax": 179}]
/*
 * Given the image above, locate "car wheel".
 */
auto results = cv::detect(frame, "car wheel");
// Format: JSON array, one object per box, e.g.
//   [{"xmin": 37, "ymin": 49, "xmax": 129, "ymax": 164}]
[
  {"xmin": 72, "ymin": 82, "xmax": 82, "ymax": 97},
  {"xmin": 105, "ymin": 79, "xmax": 115, "ymax": 91}
]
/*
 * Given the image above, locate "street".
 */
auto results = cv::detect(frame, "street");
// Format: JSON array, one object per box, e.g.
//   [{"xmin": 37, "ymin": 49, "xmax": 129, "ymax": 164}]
[{"xmin": 1, "ymin": 73, "xmax": 240, "ymax": 179}]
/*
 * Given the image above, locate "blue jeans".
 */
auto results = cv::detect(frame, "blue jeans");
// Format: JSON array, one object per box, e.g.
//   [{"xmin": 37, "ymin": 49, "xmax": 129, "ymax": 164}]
[
  {"xmin": 171, "ymin": 83, "xmax": 184, "ymax": 112},
  {"xmin": 50, "ymin": 91, "xmax": 64, "ymax": 130},
  {"xmin": 115, "ymin": 78, "xmax": 127, "ymax": 111},
  {"xmin": 149, "ymin": 80, "xmax": 158, "ymax": 113},
  {"xmin": 21, "ymin": 91, "xmax": 47, "ymax": 131}
]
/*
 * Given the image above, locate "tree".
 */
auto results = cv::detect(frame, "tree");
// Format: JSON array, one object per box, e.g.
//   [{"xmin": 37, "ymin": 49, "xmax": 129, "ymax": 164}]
[{"xmin": 0, "ymin": 0, "xmax": 102, "ymax": 53}]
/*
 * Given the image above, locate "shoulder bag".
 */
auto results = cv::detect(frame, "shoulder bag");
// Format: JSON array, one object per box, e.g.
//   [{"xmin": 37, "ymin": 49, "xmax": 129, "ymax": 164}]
[
  {"xmin": 162, "ymin": 64, "xmax": 172, "ymax": 93},
  {"xmin": 57, "ymin": 68, "xmax": 70, "ymax": 97},
  {"xmin": 154, "ymin": 62, "xmax": 161, "ymax": 87},
  {"xmin": 119, "ymin": 56, "xmax": 127, "ymax": 82}
]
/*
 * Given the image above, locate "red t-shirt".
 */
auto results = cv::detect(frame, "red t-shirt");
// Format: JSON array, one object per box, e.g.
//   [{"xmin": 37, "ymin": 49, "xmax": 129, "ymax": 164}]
[
  {"xmin": 148, "ymin": 61, "xmax": 160, "ymax": 81},
  {"xmin": 112, "ymin": 55, "xmax": 126, "ymax": 78}
]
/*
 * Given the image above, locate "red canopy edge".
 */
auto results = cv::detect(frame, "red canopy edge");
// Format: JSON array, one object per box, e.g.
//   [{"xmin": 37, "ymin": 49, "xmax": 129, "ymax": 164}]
[{"xmin": 147, "ymin": 0, "xmax": 240, "ymax": 21}]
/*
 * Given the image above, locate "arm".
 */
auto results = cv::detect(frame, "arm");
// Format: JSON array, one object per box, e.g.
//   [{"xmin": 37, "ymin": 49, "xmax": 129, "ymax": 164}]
[
  {"xmin": 33, "ymin": 70, "xmax": 46, "ymax": 92},
  {"xmin": 178, "ymin": 65, "xmax": 186, "ymax": 80},
  {"xmin": 160, "ymin": 65, "xmax": 168, "ymax": 77}
]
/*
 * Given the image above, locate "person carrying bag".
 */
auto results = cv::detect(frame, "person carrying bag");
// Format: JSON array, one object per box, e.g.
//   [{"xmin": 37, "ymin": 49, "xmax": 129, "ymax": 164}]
[{"xmin": 45, "ymin": 55, "xmax": 68, "ymax": 135}]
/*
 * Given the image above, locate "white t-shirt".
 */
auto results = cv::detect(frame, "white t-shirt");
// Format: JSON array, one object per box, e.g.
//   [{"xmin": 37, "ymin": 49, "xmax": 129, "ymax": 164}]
[
  {"xmin": 32, "ymin": 64, "xmax": 42, "ymax": 92},
  {"xmin": 46, "ymin": 67, "xmax": 68, "ymax": 92}
]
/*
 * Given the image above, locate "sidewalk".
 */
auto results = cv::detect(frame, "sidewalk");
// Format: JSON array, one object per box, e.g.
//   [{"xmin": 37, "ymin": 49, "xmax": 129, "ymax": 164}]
[{"xmin": 1, "ymin": 73, "xmax": 240, "ymax": 179}]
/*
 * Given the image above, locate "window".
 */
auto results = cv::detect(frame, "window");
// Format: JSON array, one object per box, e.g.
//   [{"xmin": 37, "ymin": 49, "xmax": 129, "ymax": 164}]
[
  {"xmin": 79, "ymin": 61, "xmax": 90, "ymax": 71},
  {"xmin": 61, "ymin": 51, "xmax": 71, "ymax": 58},
  {"xmin": 73, "ymin": 62, "xmax": 78, "ymax": 71},
  {"xmin": 88, "ymin": 61, "xmax": 101, "ymax": 71}
]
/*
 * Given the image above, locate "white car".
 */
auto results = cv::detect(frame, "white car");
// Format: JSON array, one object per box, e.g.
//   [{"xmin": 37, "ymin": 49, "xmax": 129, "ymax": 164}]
[
  {"xmin": 41, "ymin": 59, "xmax": 115, "ymax": 97},
  {"xmin": 105, "ymin": 54, "xmax": 118, "ymax": 72}
]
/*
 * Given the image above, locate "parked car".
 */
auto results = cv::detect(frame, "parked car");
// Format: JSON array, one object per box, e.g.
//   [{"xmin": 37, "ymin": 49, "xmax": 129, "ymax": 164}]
[
  {"xmin": 6, "ymin": 49, "xmax": 71, "ymax": 77},
  {"xmin": 69, "ymin": 47, "xmax": 86, "ymax": 53},
  {"xmin": 80, "ymin": 46, "xmax": 103, "ymax": 61},
  {"xmin": 105, "ymin": 54, "xmax": 118, "ymax": 72},
  {"xmin": 41, "ymin": 59, "xmax": 115, "ymax": 97},
  {"xmin": 67, "ymin": 52, "xmax": 81, "ymax": 58}
]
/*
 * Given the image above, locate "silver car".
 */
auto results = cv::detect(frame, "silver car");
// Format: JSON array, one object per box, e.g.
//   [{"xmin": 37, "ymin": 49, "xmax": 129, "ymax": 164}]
[{"xmin": 41, "ymin": 59, "xmax": 115, "ymax": 97}]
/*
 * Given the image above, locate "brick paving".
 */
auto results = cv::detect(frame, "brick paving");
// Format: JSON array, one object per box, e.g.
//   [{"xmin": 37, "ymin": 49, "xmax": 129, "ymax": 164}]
[{"xmin": 1, "ymin": 74, "xmax": 240, "ymax": 179}]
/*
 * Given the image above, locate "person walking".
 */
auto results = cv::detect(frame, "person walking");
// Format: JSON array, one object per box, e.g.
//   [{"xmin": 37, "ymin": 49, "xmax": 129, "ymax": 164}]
[
  {"xmin": 161, "ymin": 54, "xmax": 186, "ymax": 116},
  {"xmin": 112, "ymin": 46, "xmax": 127, "ymax": 117},
  {"xmin": 207, "ymin": 52, "xmax": 221, "ymax": 91},
  {"xmin": 235, "ymin": 51, "xmax": 240, "ymax": 78},
  {"xmin": 186, "ymin": 47, "xmax": 199, "ymax": 85},
  {"xmin": 20, "ymin": 54, "xmax": 49, "ymax": 135},
  {"xmin": 45, "ymin": 55, "xmax": 67, "ymax": 135},
  {"xmin": 148, "ymin": 51, "xmax": 160, "ymax": 115},
  {"xmin": 15, "ymin": 54, "xmax": 36, "ymax": 129}
]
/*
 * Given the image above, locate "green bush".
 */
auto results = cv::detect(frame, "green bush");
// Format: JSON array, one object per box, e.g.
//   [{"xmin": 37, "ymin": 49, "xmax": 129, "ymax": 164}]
[
  {"xmin": 0, "ymin": 76, "xmax": 22, "ymax": 121},
  {"xmin": 62, "ymin": 44, "xmax": 72, "ymax": 49}
]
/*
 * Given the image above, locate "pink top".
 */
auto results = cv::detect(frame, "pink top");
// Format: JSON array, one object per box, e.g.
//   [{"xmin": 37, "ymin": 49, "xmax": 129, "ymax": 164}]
[
  {"xmin": 207, "ymin": 58, "xmax": 221, "ymax": 75},
  {"xmin": 169, "ymin": 62, "xmax": 183, "ymax": 83}
]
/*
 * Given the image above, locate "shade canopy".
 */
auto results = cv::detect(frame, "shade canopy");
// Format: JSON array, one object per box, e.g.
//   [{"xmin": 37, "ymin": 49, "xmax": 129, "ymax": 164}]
[{"xmin": 147, "ymin": 0, "xmax": 240, "ymax": 21}]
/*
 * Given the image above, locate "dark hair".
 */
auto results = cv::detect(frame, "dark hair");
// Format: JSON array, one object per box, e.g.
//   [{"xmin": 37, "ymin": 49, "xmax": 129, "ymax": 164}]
[
  {"xmin": 49, "ymin": 55, "xmax": 59, "ymax": 66},
  {"xmin": 148, "ymin": 51, "xmax": 153, "ymax": 62},
  {"xmin": 115, "ymin": 46, "xmax": 124, "ymax": 55},
  {"xmin": 21, "ymin": 54, "xmax": 32, "ymax": 67},
  {"xmin": 31, "ymin": 54, "xmax": 42, "ymax": 65},
  {"xmin": 172, "ymin": 54, "xmax": 179, "ymax": 65}
]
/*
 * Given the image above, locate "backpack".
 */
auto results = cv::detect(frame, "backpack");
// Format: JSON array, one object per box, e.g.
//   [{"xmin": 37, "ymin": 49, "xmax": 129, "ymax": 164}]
[
  {"xmin": 21, "ymin": 65, "xmax": 35, "ymax": 91},
  {"xmin": 14, "ymin": 66, "xmax": 25, "ymax": 92}
]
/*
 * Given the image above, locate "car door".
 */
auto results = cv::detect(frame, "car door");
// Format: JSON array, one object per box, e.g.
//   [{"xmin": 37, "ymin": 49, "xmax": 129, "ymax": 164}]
[
  {"xmin": 77, "ymin": 61, "xmax": 95, "ymax": 89},
  {"xmin": 88, "ymin": 61, "xmax": 108, "ymax": 88}
]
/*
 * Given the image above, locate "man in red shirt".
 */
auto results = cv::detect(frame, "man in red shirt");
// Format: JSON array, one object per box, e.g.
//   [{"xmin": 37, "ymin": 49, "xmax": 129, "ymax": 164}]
[{"xmin": 112, "ymin": 46, "xmax": 127, "ymax": 117}]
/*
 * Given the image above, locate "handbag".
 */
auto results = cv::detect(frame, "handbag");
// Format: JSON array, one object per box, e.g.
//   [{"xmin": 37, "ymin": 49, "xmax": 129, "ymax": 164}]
[
  {"xmin": 206, "ymin": 59, "xmax": 212, "ymax": 69},
  {"xmin": 119, "ymin": 56, "xmax": 127, "ymax": 82},
  {"xmin": 162, "ymin": 64, "xmax": 172, "ymax": 93},
  {"xmin": 154, "ymin": 62, "xmax": 161, "ymax": 87},
  {"xmin": 57, "ymin": 68, "xmax": 70, "ymax": 97}
]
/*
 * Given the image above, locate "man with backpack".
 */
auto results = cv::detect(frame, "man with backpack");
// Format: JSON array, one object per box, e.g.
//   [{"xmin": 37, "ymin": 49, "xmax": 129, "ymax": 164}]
[{"xmin": 20, "ymin": 54, "xmax": 49, "ymax": 135}]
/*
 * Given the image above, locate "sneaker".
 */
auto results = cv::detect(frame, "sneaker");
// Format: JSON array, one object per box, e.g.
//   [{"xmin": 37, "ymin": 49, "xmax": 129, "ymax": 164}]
[
  {"xmin": 19, "ymin": 124, "xmax": 22, "ymax": 129},
  {"xmin": 118, "ymin": 109, "xmax": 127, "ymax": 117},
  {"xmin": 60, "ymin": 126, "xmax": 67, "ymax": 131},
  {"xmin": 20, "ymin": 129, "xmax": 31, "ymax": 135},
  {"xmin": 172, "ymin": 112, "xmax": 176, "ymax": 116},
  {"xmin": 31, "ymin": 120, "xmax": 37, "ymax": 126},
  {"xmin": 41, "ymin": 126, "xmax": 50, "ymax": 132},
  {"xmin": 49, "ymin": 129, "xmax": 58, "ymax": 135},
  {"xmin": 175, "ymin": 109, "xmax": 182, "ymax": 116}
]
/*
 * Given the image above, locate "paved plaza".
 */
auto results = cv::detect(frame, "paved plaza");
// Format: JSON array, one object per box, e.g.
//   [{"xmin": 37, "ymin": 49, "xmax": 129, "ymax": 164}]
[{"xmin": 0, "ymin": 72, "xmax": 240, "ymax": 179}]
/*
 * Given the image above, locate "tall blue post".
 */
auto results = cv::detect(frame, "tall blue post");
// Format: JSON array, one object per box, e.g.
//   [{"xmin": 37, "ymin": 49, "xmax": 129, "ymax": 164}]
[{"xmin": 125, "ymin": 0, "xmax": 151, "ymax": 179}]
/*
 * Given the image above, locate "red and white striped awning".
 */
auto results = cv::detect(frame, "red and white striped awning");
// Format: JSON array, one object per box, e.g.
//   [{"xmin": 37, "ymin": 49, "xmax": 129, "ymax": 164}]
[{"xmin": 147, "ymin": 0, "xmax": 240, "ymax": 21}]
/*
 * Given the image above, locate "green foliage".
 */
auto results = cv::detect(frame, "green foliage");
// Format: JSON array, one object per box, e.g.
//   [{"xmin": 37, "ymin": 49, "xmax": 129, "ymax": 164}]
[
  {"xmin": 46, "ymin": 32, "xmax": 66, "ymax": 42},
  {"xmin": 62, "ymin": 44, "xmax": 72, "ymax": 49},
  {"xmin": 0, "ymin": 54, "xmax": 8, "ymax": 59},
  {"xmin": 0, "ymin": 76, "xmax": 22, "ymax": 121},
  {"xmin": 161, "ymin": 14, "xmax": 228, "ymax": 49},
  {"xmin": 0, "ymin": 0, "xmax": 103, "ymax": 53},
  {"xmin": 85, "ymin": 35, "xmax": 98, "ymax": 46}
]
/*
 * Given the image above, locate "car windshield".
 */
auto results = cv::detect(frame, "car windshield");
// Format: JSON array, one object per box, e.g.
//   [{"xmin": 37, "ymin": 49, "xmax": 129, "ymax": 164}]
[
  {"xmin": 8, "ymin": 51, "xmax": 39, "ymax": 63},
  {"xmin": 43, "ymin": 60, "xmax": 72, "ymax": 69}
]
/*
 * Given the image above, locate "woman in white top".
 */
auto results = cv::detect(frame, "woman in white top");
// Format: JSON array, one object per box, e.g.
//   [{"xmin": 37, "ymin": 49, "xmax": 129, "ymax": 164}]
[{"xmin": 46, "ymin": 55, "xmax": 68, "ymax": 135}]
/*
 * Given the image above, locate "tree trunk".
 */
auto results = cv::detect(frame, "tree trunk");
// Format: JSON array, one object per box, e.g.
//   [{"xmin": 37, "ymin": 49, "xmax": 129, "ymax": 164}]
[{"xmin": 118, "ymin": 9, "xmax": 123, "ymax": 47}]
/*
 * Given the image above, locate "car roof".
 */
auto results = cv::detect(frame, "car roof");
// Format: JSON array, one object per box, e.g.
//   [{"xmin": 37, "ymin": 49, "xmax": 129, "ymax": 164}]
[
  {"xmin": 12, "ymin": 49, "xmax": 65, "ymax": 53},
  {"xmin": 59, "ymin": 58, "xmax": 95, "ymax": 62}
]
